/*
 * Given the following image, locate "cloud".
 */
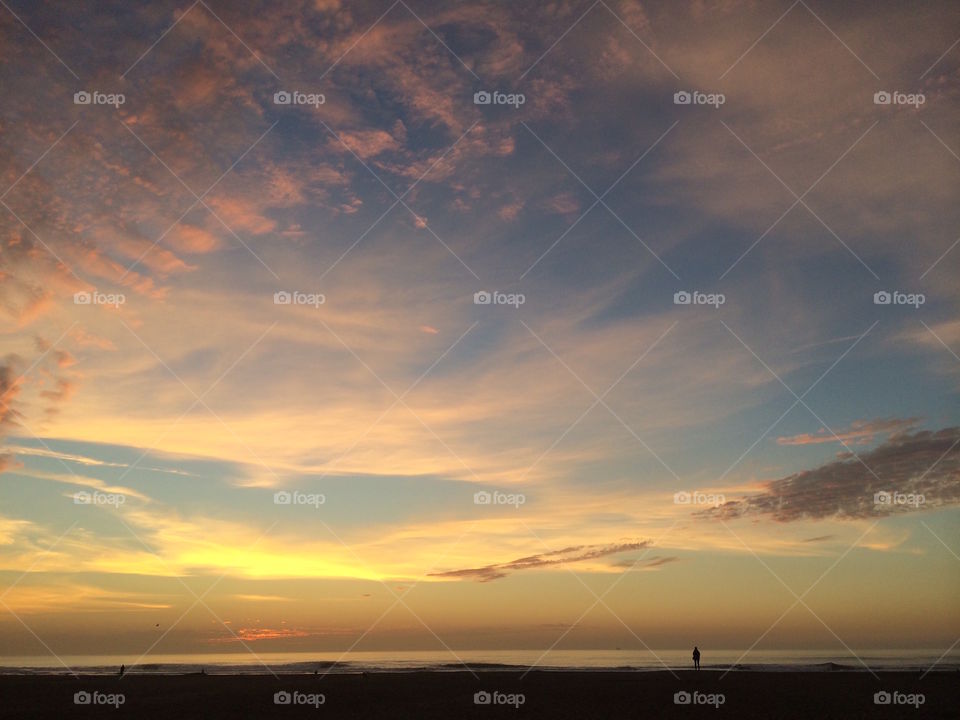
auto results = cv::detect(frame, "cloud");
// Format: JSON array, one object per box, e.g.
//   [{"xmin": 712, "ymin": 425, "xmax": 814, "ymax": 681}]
[
  {"xmin": 776, "ymin": 417, "xmax": 920, "ymax": 446},
  {"xmin": 70, "ymin": 327, "xmax": 116, "ymax": 351},
  {"xmin": 613, "ymin": 554, "xmax": 679, "ymax": 570},
  {"xmin": 545, "ymin": 192, "xmax": 581, "ymax": 216},
  {"xmin": 0, "ymin": 516, "xmax": 32, "ymax": 545},
  {"xmin": 0, "ymin": 231, "xmax": 81, "ymax": 325},
  {"xmin": 0, "ymin": 357, "xmax": 23, "ymax": 429},
  {"xmin": 429, "ymin": 541, "xmax": 650, "ymax": 582},
  {"xmin": 218, "ymin": 627, "xmax": 311, "ymax": 642},
  {"xmin": 0, "ymin": 357, "xmax": 24, "ymax": 473},
  {"xmin": 699, "ymin": 427, "xmax": 960, "ymax": 521},
  {"xmin": 6, "ymin": 444, "xmax": 125, "ymax": 468},
  {"xmin": 335, "ymin": 129, "xmax": 400, "ymax": 160},
  {"xmin": 497, "ymin": 200, "xmax": 525, "ymax": 220},
  {"xmin": 231, "ymin": 593, "xmax": 296, "ymax": 603},
  {"xmin": 203, "ymin": 194, "xmax": 277, "ymax": 235},
  {"xmin": 165, "ymin": 225, "xmax": 223, "ymax": 254},
  {"xmin": 0, "ymin": 581, "xmax": 175, "ymax": 614},
  {"xmin": 39, "ymin": 377, "xmax": 76, "ymax": 415}
]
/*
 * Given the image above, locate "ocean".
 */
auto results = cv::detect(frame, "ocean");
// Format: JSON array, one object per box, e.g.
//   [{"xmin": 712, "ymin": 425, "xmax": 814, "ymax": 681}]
[{"xmin": 0, "ymin": 649, "xmax": 956, "ymax": 675}]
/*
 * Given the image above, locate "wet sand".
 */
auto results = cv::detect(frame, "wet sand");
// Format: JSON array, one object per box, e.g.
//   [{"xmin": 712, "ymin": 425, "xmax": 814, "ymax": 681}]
[{"xmin": 0, "ymin": 669, "xmax": 954, "ymax": 718}]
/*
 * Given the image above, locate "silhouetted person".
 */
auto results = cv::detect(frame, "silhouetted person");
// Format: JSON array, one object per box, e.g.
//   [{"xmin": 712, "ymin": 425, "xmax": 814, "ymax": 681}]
[
  {"xmin": 119, "ymin": 664, "xmax": 125, "ymax": 677},
  {"xmin": 692, "ymin": 646, "xmax": 700, "ymax": 670}
]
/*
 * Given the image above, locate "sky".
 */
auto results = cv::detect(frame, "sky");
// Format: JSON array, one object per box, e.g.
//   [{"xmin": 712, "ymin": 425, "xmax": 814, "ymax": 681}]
[{"xmin": 0, "ymin": 0, "xmax": 958, "ymax": 664}]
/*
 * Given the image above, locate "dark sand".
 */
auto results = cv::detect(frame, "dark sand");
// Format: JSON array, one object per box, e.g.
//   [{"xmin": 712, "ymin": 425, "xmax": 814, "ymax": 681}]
[{"xmin": 1, "ymin": 670, "xmax": 954, "ymax": 718}]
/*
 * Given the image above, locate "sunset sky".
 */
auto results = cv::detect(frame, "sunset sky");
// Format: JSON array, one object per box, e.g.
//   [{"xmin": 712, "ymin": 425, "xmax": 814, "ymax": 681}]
[{"xmin": 1, "ymin": 0, "xmax": 958, "ymax": 663}]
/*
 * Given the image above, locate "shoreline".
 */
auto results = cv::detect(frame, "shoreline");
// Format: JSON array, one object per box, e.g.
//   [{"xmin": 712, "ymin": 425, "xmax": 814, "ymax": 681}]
[
  {"xmin": 2, "ymin": 664, "xmax": 957, "ymax": 675},
  {"xmin": 1, "ymin": 669, "xmax": 955, "ymax": 718}
]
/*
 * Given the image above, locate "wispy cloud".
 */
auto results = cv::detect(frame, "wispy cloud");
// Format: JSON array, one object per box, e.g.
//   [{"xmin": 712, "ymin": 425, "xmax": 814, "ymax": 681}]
[
  {"xmin": 429, "ymin": 541, "xmax": 651, "ymax": 582},
  {"xmin": 701, "ymin": 427, "xmax": 960, "ymax": 521},
  {"xmin": 776, "ymin": 417, "xmax": 919, "ymax": 446}
]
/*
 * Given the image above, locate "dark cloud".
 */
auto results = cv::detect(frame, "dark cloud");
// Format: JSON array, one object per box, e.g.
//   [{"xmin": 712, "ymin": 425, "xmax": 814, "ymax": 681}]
[
  {"xmin": 0, "ymin": 357, "xmax": 25, "ymax": 473},
  {"xmin": 801, "ymin": 535, "xmax": 836, "ymax": 543},
  {"xmin": 429, "ymin": 541, "xmax": 650, "ymax": 582},
  {"xmin": 698, "ymin": 427, "xmax": 960, "ymax": 522},
  {"xmin": 0, "ymin": 341, "xmax": 80, "ymax": 464},
  {"xmin": 638, "ymin": 555, "xmax": 679, "ymax": 568},
  {"xmin": 613, "ymin": 555, "xmax": 679, "ymax": 569}
]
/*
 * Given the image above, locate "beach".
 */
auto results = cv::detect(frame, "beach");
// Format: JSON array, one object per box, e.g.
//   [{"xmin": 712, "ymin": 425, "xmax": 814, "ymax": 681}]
[{"xmin": 0, "ymin": 670, "xmax": 954, "ymax": 718}]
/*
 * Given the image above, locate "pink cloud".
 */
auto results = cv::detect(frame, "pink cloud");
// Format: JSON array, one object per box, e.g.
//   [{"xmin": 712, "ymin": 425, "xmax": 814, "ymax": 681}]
[
  {"xmin": 498, "ymin": 200, "xmax": 525, "ymax": 221},
  {"xmin": 204, "ymin": 195, "xmax": 276, "ymax": 235},
  {"xmin": 97, "ymin": 228, "xmax": 195, "ymax": 275},
  {"xmin": 70, "ymin": 327, "xmax": 116, "ymax": 351},
  {"xmin": 336, "ymin": 129, "xmax": 400, "ymax": 160},
  {"xmin": 545, "ymin": 192, "xmax": 581, "ymax": 216},
  {"xmin": 166, "ymin": 225, "xmax": 222, "ymax": 254}
]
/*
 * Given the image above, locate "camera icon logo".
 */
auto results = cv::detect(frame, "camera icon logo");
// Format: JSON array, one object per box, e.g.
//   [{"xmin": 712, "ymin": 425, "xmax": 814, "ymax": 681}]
[
  {"xmin": 474, "ymin": 491, "xmax": 492, "ymax": 505},
  {"xmin": 74, "ymin": 291, "xmax": 92, "ymax": 304},
  {"xmin": 473, "ymin": 91, "xmax": 491, "ymax": 105},
  {"xmin": 74, "ymin": 91, "xmax": 91, "ymax": 105},
  {"xmin": 74, "ymin": 491, "xmax": 92, "ymax": 505},
  {"xmin": 474, "ymin": 291, "xmax": 492, "ymax": 305},
  {"xmin": 274, "ymin": 491, "xmax": 292, "ymax": 505},
  {"xmin": 74, "ymin": 691, "xmax": 92, "ymax": 705},
  {"xmin": 873, "ymin": 290, "xmax": 891, "ymax": 305},
  {"xmin": 873, "ymin": 91, "xmax": 891, "ymax": 105},
  {"xmin": 673, "ymin": 291, "xmax": 691, "ymax": 305},
  {"xmin": 673, "ymin": 91, "xmax": 691, "ymax": 105},
  {"xmin": 673, "ymin": 491, "xmax": 691, "ymax": 505},
  {"xmin": 874, "ymin": 491, "xmax": 892, "ymax": 505},
  {"xmin": 674, "ymin": 690, "xmax": 692, "ymax": 705},
  {"xmin": 474, "ymin": 691, "xmax": 492, "ymax": 704},
  {"xmin": 874, "ymin": 691, "xmax": 892, "ymax": 705},
  {"xmin": 274, "ymin": 690, "xmax": 292, "ymax": 705},
  {"xmin": 274, "ymin": 291, "xmax": 292, "ymax": 305},
  {"xmin": 274, "ymin": 91, "xmax": 292, "ymax": 105}
]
